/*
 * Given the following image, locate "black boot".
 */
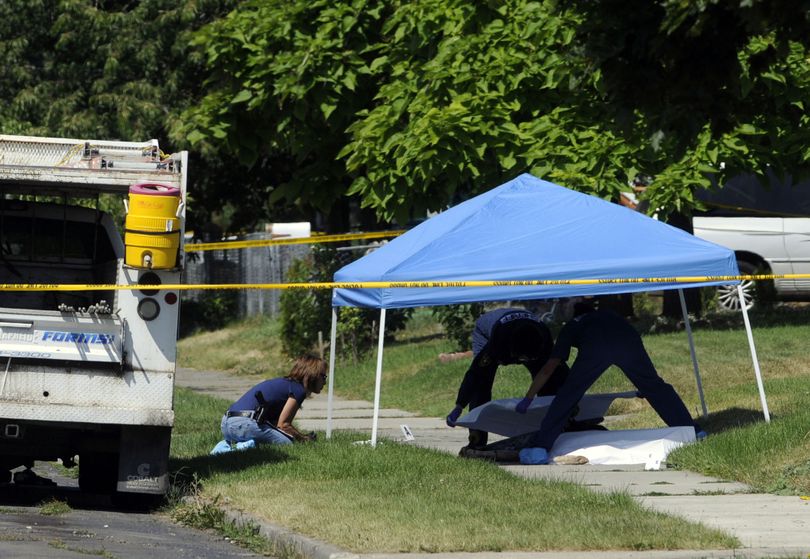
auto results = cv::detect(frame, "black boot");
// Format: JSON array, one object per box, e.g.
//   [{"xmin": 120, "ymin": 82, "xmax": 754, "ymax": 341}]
[{"xmin": 467, "ymin": 429, "xmax": 489, "ymax": 449}]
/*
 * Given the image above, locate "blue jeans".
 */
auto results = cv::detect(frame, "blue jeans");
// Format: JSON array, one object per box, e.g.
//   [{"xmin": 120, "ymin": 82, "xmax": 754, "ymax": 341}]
[{"xmin": 221, "ymin": 415, "xmax": 293, "ymax": 445}]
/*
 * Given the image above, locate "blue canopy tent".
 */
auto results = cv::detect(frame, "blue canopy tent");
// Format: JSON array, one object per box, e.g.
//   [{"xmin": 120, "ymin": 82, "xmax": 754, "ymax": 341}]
[{"xmin": 326, "ymin": 174, "xmax": 768, "ymax": 444}]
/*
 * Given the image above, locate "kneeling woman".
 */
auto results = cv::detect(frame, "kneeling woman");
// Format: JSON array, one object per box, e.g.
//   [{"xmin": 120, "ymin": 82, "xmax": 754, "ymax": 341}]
[{"xmin": 219, "ymin": 354, "xmax": 327, "ymax": 447}]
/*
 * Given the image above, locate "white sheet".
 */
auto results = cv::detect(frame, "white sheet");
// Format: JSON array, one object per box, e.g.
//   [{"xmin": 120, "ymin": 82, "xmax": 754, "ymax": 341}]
[
  {"xmin": 455, "ymin": 394, "xmax": 695, "ymax": 469},
  {"xmin": 549, "ymin": 426, "xmax": 696, "ymax": 470},
  {"xmin": 455, "ymin": 392, "xmax": 639, "ymax": 437}
]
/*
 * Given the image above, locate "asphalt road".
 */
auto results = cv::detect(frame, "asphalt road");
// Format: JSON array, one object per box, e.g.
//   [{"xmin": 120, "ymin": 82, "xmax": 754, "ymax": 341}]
[{"xmin": 0, "ymin": 463, "xmax": 262, "ymax": 559}]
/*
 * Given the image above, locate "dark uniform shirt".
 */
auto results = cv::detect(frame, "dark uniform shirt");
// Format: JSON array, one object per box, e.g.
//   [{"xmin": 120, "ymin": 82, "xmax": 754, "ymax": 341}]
[
  {"xmin": 551, "ymin": 309, "xmax": 640, "ymax": 363},
  {"xmin": 228, "ymin": 377, "xmax": 307, "ymax": 425},
  {"xmin": 472, "ymin": 308, "xmax": 553, "ymax": 367},
  {"xmin": 455, "ymin": 308, "xmax": 561, "ymax": 409}
]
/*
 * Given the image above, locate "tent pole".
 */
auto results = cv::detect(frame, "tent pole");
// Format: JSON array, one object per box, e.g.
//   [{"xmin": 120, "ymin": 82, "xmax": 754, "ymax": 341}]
[
  {"xmin": 371, "ymin": 308, "xmax": 387, "ymax": 447},
  {"xmin": 678, "ymin": 289, "xmax": 708, "ymax": 418},
  {"xmin": 738, "ymin": 285, "xmax": 770, "ymax": 422},
  {"xmin": 326, "ymin": 306, "xmax": 338, "ymax": 439}
]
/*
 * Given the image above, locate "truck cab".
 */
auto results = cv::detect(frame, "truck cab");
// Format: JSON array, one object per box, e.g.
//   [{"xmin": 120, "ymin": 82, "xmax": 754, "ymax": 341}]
[{"xmin": 0, "ymin": 135, "xmax": 187, "ymax": 496}]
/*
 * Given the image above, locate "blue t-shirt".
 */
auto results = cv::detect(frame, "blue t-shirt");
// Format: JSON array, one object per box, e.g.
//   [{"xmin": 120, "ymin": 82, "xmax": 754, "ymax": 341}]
[{"xmin": 227, "ymin": 377, "xmax": 307, "ymax": 424}]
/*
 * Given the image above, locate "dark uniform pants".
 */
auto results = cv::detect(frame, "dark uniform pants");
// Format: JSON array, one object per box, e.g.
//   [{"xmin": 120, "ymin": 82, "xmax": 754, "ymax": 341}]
[
  {"xmin": 528, "ymin": 338, "xmax": 695, "ymax": 451},
  {"xmin": 465, "ymin": 362, "xmax": 568, "ymax": 448}
]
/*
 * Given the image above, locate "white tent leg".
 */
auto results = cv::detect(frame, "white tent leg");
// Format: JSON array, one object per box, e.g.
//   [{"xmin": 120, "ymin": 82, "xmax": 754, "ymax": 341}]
[
  {"xmin": 738, "ymin": 285, "xmax": 770, "ymax": 422},
  {"xmin": 678, "ymin": 289, "xmax": 708, "ymax": 418},
  {"xmin": 326, "ymin": 307, "xmax": 338, "ymax": 439},
  {"xmin": 371, "ymin": 308, "xmax": 387, "ymax": 447}
]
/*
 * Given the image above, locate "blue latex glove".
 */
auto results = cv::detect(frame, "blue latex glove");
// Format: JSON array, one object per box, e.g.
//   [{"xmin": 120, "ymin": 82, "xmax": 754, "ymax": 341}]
[
  {"xmin": 519, "ymin": 447, "xmax": 549, "ymax": 465},
  {"xmin": 515, "ymin": 396, "xmax": 533, "ymax": 414},
  {"xmin": 446, "ymin": 406, "xmax": 463, "ymax": 427},
  {"xmin": 210, "ymin": 440, "xmax": 233, "ymax": 455}
]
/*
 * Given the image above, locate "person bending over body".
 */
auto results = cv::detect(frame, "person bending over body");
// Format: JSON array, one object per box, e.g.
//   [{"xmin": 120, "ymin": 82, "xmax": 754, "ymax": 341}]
[
  {"xmin": 212, "ymin": 354, "xmax": 327, "ymax": 453},
  {"xmin": 516, "ymin": 303, "xmax": 703, "ymax": 464},
  {"xmin": 446, "ymin": 308, "xmax": 569, "ymax": 448}
]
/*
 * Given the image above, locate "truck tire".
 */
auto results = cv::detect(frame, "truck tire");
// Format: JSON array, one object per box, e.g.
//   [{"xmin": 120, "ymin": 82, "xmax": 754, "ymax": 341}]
[
  {"xmin": 78, "ymin": 452, "xmax": 119, "ymax": 494},
  {"xmin": 716, "ymin": 260, "xmax": 762, "ymax": 311}
]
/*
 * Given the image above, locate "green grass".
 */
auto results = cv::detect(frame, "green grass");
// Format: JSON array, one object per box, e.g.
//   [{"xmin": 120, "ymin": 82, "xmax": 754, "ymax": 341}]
[
  {"xmin": 48, "ymin": 540, "xmax": 115, "ymax": 558},
  {"xmin": 171, "ymin": 485, "xmax": 294, "ymax": 558},
  {"xmin": 170, "ymin": 388, "xmax": 736, "ymax": 553},
  {"xmin": 177, "ymin": 315, "xmax": 290, "ymax": 378},
  {"xmin": 178, "ymin": 306, "xmax": 810, "ymax": 496},
  {"xmin": 39, "ymin": 498, "xmax": 71, "ymax": 516}
]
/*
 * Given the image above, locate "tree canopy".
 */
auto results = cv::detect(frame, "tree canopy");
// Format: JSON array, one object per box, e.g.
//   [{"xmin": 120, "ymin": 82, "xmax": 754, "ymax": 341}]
[
  {"xmin": 0, "ymin": 0, "xmax": 234, "ymax": 139},
  {"xmin": 179, "ymin": 0, "xmax": 810, "ymax": 224},
  {"xmin": 0, "ymin": 0, "xmax": 244, "ymax": 231},
  {"xmin": 2, "ymin": 1, "xmax": 809, "ymax": 229}
]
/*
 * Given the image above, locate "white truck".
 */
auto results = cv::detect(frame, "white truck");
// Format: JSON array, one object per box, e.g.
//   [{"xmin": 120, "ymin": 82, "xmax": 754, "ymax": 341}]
[
  {"xmin": 0, "ymin": 134, "xmax": 187, "ymax": 496},
  {"xmin": 693, "ymin": 173, "xmax": 810, "ymax": 310}
]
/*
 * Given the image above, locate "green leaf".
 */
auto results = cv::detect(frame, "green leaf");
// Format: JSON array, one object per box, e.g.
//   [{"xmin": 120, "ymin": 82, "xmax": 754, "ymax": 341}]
[
  {"xmin": 186, "ymin": 130, "xmax": 205, "ymax": 145},
  {"xmin": 761, "ymin": 71, "xmax": 787, "ymax": 86},
  {"xmin": 737, "ymin": 124, "xmax": 763, "ymax": 135},
  {"xmin": 320, "ymin": 102, "xmax": 337, "ymax": 119},
  {"xmin": 369, "ymin": 56, "xmax": 388, "ymax": 72},
  {"xmin": 501, "ymin": 154, "xmax": 517, "ymax": 170},
  {"xmin": 231, "ymin": 89, "xmax": 252, "ymax": 104},
  {"xmin": 343, "ymin": 72, "xmax": 357, "ymax": 91}
]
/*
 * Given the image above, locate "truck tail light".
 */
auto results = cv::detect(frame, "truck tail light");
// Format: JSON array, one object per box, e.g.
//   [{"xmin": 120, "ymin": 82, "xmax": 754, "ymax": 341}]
[{"xmin": 137, "ymin": 298, "xmax": 160, "ymax": 321}]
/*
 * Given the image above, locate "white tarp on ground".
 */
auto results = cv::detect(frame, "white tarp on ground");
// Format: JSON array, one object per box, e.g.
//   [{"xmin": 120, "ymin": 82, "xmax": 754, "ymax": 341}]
[
  {"xmin": 549, "ymin": 426, "xmax": 696, "ymax": 470},
  {"xmin": 455, "ymin": 392, "xmax": 640, "ymax": 437},
  {"xmin": 455, "ymin": 396, "xmax": 695, "ymax": 470}
]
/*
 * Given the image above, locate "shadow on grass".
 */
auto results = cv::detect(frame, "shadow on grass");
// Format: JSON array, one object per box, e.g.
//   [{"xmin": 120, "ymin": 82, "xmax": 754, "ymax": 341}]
[
  {"xmin": 702, "ymin": 407, "xmax": 766, "ymax": 434},
  {"xmin": 170, "ymin": 445, "xmax": 295, "ymax": 482}
]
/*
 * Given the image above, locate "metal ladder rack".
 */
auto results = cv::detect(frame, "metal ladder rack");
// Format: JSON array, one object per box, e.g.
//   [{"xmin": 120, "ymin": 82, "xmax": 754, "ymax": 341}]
[{"xmin": 0, "ymin": 134, "xmax": 183, "ymax": 194}]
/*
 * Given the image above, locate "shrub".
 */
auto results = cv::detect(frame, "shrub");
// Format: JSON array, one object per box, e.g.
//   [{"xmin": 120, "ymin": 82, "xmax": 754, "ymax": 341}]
[
  {"xmin": 432, "ymin": 303, "xmax": 483, "ymax": 351},
  {"xmin": 179, "ymin": 289, "xmax": 239, "ymax": 337},
  {"xmin": 280, "ymin": 245, "xmax": 411, "ymax": 358}
]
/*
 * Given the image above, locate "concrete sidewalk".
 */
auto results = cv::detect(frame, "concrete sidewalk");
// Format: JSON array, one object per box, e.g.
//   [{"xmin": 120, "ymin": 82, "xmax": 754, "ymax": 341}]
[{"xmin": 176, "ymin": 368, "xmax": 810, "ymax": 558}]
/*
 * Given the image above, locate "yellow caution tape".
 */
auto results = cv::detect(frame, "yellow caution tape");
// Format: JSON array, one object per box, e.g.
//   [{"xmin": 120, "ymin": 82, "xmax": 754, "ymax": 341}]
[
  {"xmin": 0, "ymin": 274, "xmax": 803, "ymax": 291},
  {"xmin": 185, "ymin": 230, "xmax": 405, "ymax": 252}
]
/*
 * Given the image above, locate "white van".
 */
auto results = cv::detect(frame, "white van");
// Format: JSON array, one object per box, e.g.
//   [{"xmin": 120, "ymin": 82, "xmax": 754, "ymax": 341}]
[{"xmin": 692, "ymin": 173, "xmax": 810, "ymax": 310}]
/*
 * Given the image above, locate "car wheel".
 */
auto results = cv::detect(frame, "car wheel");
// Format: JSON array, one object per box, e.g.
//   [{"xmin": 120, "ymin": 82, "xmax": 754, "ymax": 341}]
[{"xmin": 716, "ymin": 260, "xmax": 760, "ymax": 311}]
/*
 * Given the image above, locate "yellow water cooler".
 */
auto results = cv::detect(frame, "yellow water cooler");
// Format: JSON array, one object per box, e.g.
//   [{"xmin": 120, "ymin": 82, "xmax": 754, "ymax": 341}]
[{"xmin": 124, "ymin": 182, "xmax": 181, "ymax": 269}]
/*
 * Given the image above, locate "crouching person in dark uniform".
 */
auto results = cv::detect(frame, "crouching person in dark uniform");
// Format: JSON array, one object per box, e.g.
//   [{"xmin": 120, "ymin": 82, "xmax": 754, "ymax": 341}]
[
  {"xmin": 211, "ymin": 354, "xmax": 327, "ymax": 454},
  {"xmin": 446, "ymin": 308, "xmax": 569, "ymax": 449},
  {"xmin": 515, "ymin": 303, "xmax": 703, "ymax": 465}
]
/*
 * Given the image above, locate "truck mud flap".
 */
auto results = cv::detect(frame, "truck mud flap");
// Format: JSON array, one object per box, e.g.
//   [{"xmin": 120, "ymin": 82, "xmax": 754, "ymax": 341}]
[{"xmin": 117, "ymin": 425, "xmax": 170, "ymax": 494}]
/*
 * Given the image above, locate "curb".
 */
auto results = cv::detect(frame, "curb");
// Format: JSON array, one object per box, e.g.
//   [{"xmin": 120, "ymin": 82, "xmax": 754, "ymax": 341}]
[
  {"xmin": 221, "ymin": 505, "xmax": 360, "ymax": 559},
  {"xmin": 217, "ymin": 503, "xmax": 808, "ymax": 559},
  {"xmin": 360, "ymin": 551, "xmax": 810, "ymax": 559}
]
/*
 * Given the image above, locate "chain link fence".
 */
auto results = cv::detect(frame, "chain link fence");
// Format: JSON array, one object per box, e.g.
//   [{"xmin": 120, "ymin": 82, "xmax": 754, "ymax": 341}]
[{"xmin": 183, "ymin": 232, "xmax": 310, "ymax": 319}]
